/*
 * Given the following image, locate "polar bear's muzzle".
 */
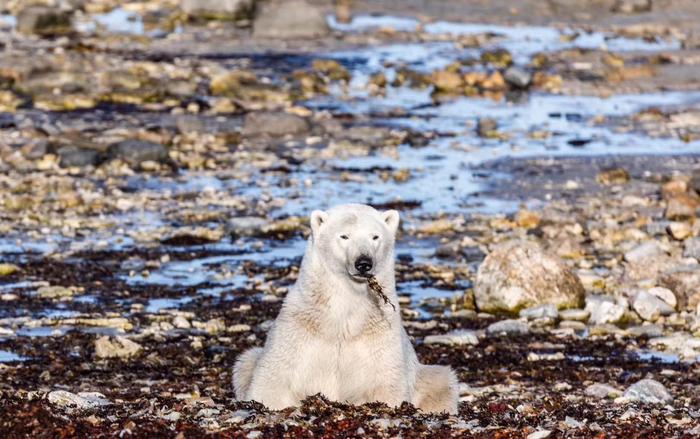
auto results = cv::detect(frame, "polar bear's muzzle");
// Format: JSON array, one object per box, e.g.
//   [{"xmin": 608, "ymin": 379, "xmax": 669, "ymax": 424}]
[{"xmin": 354, "ymin": 255, "xmax": 373, "ymax": 275}]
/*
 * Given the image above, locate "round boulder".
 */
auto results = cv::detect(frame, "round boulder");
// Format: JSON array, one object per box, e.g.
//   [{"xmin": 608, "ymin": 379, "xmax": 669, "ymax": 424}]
[{"xmin": 474, "ymin": 240, "xmax": 585, "ymax": 313}]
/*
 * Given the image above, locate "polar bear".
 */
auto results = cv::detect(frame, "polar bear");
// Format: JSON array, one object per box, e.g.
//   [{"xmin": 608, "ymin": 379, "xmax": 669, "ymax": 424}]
[{"xmin": 232, "ymin": 204, "xmax": 459, "ymax": 414}]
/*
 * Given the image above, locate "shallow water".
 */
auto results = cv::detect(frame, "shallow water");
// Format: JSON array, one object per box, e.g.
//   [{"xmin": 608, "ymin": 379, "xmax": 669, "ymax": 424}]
[{"xmin": 0, "ymin": 14, "xmax": 698, "ymax": 357}]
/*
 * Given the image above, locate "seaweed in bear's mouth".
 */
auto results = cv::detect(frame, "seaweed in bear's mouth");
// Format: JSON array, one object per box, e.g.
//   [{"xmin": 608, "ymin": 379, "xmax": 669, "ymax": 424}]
[{"xmin": 366, "ymin": 275, "xmax": 396, "ymax": 311}]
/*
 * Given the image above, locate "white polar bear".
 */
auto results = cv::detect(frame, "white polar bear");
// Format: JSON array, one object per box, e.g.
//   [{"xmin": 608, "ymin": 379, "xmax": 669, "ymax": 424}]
[{"xmin": 233, "ymin": 203, "xmax": 459, "ymax": 414}]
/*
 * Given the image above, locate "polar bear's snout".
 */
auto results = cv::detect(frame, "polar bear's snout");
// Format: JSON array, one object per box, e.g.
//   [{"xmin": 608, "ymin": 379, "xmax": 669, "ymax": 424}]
[{"xmin": 354, "ymin": 254, "xmax": 373, "ymax": 275}]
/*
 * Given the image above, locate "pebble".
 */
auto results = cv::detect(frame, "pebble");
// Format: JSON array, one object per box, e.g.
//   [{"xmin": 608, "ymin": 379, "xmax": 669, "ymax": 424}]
[
  {"xmin": 632, "ymin": 290, "xmax": 675, "ymax": 321},
  {"xmin": 647, "ymin": 287, "xmax": 677, "ymax": 309},
  {"xmin": 181, "ymin": 0, "xmax": 255, "ymax": 20},
  {"xmin": 622, "ymin": 379, "xmax": 673, "ymax": 404},
  {"xmin": 504, "ymin": 67, "xmax": 532, "ymax": 88},
  {"xmin": 667, "ymin": 222, "xmax": 692, "ymax": 240},
  {"xmin": 0, "ymin": 264, "xmax": 20, "ymax": 276},
  {"xmin": 172, "ymin": 315, "xmax": 191, "ymax": 329},
  {"xmin": 558, "ymin": 309, "xmax": 590, "ymax": 321},
  {"xmin": 585, "ymin": 383, "xmax": 622, "ymax": 399},
  {"xmin": 486, "ymin": 319, "xmax": 530, "ymax": 336},
  {"xmin": 253, "ymin": 0, "xmax": 329, "ymax": 39},
  {"xmin": 37, "ymin": 285, "xmax": 74, "ymax": 299},
  {"xmin": 94, "ymin": 336, "xmax": 142, "ymax": 359},
  {"xmin": 527, "ymin": 430, "xmax": 551, "ymax": 439},
  {"xmin": 624, "ymin": 241, "xmax": 665, "ymax": 263},
  {"xmin": 424, "ymin": 330, "xmax": 479, "ymax": 346},
  {"xmin": 683, "ymin": 237, "xmax": 700, "ymax": 260},
  {"xmin": 519, "ymin": 304, "xmax": 558, "ymax": 320},
  {"xmin": 585, "ymin": 295, "xmax": 628, "ymax": 325},
  {"xmin": 108, "ymin": 140, "xmax": 168, "ymax": 166},
  {"xmin": 48, "ymin": 390, "xmax": 111, "ymax": 410}
]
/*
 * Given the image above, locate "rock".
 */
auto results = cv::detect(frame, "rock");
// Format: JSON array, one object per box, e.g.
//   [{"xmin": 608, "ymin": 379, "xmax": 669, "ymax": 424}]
[
  {"xmin": 597, "ymin": 168, "xmax": 630, "ymax": 185},
  {"xmin": 37, "ymin": 285, "xmax": 74, "ymax": 299},
  {"xmin": 665, "ymin": 193, "xmax": 698, "ymax": 221},
  {"xmin": 648, "ymin": 334, "xmax": 700, "ymax": 359},
  {"xmin": 228, "ymin": 216, "xmax": 268, "ymax": 237},
  {"xmin": 585, "ymin": 295, "xmax": 629, "ymax": 325},
  {"xmin": 527, "ymin": 430, "xmax": 551, "ymax": 439},
  {"xmin": 623, "ymin": 379, "xmax": 672, "ymax": 404},
  {"xmin": 647, "ymin": 286, "xmax": 677, "ymax": 309},
  {"xmin": 474, "ymin": 240, "xmax": 585, "ymax": 313},
  {"xmin": 519, "ymin": 304, "xmax": 558, "ymax": 320},
  {"xmin": 504, "ymin": 67, "xmax": 532, "ymax": 88},
  {"xmin": 659, "ymin": 267, "xmax": 700, "ymax": 310},
  {"xmin": 612, "ymin": 0, "xmax": 652, "ymax": 14},
  {"xmin": 486, "ymin": 319, "xmax": 530, "ymax": 336},
  {"xmin": 17, "ymin": 7, "xmax": 73, "ymax": 36},
  {"xmin": 632, "ymin": 290, "xmax": 674, "ymax": 321},
  {"xmin": 683, "ymin": 238, "xmax": 700, "ymax": 260},
  {"xmin": 253, "ymin": 0, "xmax": 329, "ymax": 39},
  {"xmin": 434, "ymin": 241, "xmax": 461, "ymax": 259},
  {"xmin": 515, "ymin": 209, "xmax": 540, "ymax": 229},
  {"xmin": 95, "ymin": 336, "xmax": 142, "ymax": 359},
  {"xmin": 558, "ymin": 309, "xmax": 590, "ymax": 321},
  {"xmin": 48, "ymin": 390, "xmax": 111, "ymax": 410},
  {"xmin": 625, "ymin": 324, "xmax": 663, "ymax": 338},
  {"xmin": 624, "ymin": 241, "xmax": 665, "ymax": 264},
  {"xmin": 0, "ymin": 264, "xmax": 20, "ymax": 276},
  {"xmin": 585, "ymin": 383, "xmax": 621, "ymax": 399},
  {"xmin": 431, "ymin": 70, "xmax": 463, "ymax": 92},
  {"xmin": 481, "ymin": 49, "xmax": 513, "ymax": 68},
  {"xmin": 205, "ymin": 318, "xmax": 226, "ymax": 334},
  {"xmin": 181, "ymin": 0, "xmax": 255, "ymax": 20},
  {"xmin": 172, "ymin": 315, "xmax": 191, "ymax": 329},
  {"xmin": 668, "ymin": 222, "xmax": 692, "ymax": 240},
  {"xmin": 57, "ymin": 146, "xmax": 102, "ymax": 168},
  {"xmin": 476, "ymin": 118, "xmax": 498, "ymax": 138},
  {"xmin": 242, "ymin": 111, "xmax": 310, "ymax": 137},
  {"xmin": 424, "ymin": 329, "xmax": 479, "ymax": 346},
  {"xmin": 108, "ymin": 140, "xmax": 168, "ymax": 166}
]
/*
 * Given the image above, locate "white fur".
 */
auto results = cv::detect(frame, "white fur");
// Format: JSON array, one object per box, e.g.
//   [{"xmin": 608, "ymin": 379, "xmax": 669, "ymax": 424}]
[{"xmin": 233, "ymin": 204, "xmax": 459, "ymax": 413}]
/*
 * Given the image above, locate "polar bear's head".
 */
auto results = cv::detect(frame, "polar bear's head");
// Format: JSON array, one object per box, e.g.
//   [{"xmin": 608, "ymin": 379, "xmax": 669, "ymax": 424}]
[{"xmin": 309, "ymin": 204, "xmax": 399, "ymax": 281}]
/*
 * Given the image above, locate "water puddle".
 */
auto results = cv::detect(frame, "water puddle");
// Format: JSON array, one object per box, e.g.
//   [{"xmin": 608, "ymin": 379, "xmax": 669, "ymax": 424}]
[
  {"xmin": 0, "ymin": 350, "xmax": 25, "ymax": 363},
  {"xmin": 146, "ymin": 297, "xmax": 193, "ymax": 313}
]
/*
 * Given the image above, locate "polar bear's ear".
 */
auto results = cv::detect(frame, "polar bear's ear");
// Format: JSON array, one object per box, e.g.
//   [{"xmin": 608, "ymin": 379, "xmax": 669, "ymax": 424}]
[
  {"xmin": 383, "ymin": 210, "xmax": 400, "ymax": 235},
  {"xmin": 310, "ymin": 210, "xmax": 328, "ymax": 238}
]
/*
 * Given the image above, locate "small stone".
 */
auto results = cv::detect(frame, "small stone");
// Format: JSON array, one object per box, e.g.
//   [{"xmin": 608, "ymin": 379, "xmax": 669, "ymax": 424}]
[
  {"xmin": 585, "ymin": 383, "xmax": 621, "ymax": 399},
  {"xmin": 612, "ymin": 0, "xmax": 652, "ymax": 14},
  {"xmin": 559, "ymin": 309, "xmax": 590, "ymax": 321},
  {"xmin": 17, "ymin": 7, "xmax": 72, "ymax": 36},
  {"xmin": 527, "ymin": 430, "xmax": 551, "ymax": 439},
  {"xmin": 647, "ymin": 287, "xmax": 677, "ymax": 309},
  {"xmin": 665, "ymin": 194, "xmax": 698, "ymax": 221},
  {"xmin": 597, "ymin": 168, "xmax": 630, "ymax": 185},
  {"xmin": 585, "ymin": 295, "xmax": 628, "ymax": 325},
  {"xmin": 515, "ymin": 209, "xmax": 541, "ymax": 229},
  {"xmin": 659, "ymin": 267, "xmax": 700, "ymax": 310},
  {"xmin": 625, "ymin": 324, "xmax": 663, "ymax": 338},
  {"xmin": 57, "ymin": 146, "xmax": 102, "ymax": 168},
  {"xmin": 95, "ymin": 336, "xmax": 142, "ymax": 359},
  {"xmin": 668, "ymin": 222, "xmax": 692, "ymax": 240},
  {"xmin": 476, "ymin": 118, "xmax": 499, "ymax": 138},
  {"xmin": 559, "ymin": 320, "xmax": 586, "ymax": 331},
  {"xmin": 253, "ymin": 0, "xmax": 329, "ymax": 39},
  {"xmin": 431, "ymin": 70, "xmax": 463, "ymax": 92},
  {"xmin": 108, "ymin": 140, "xmax": 168, "ymax": 166},
  {"xmin": 527, "ymin": 352, "xmax": 565, "ymax": 361},
  {"xmin": 624, "ymin": 241, "xmax": 665, "ymax": 263},
  {"xmin": 486, "ymin": 319, "xmax": 530, "ymax": 336},
  {"xmin": 228, "ymin": 216, "xmax": 268, "ymax": 237},
  {"xmin": 632, "ymin": 290, "xmax": 675, "ymax": 321},
  {"xmin": 172, "ymin": 315, "xmax": 191, "ymax": 329},
  {"xmin": 0, "ymin": 264, "xmax": 20, "ymax": 276},
  {"xmin": 37, "ymin": 285, "xmax": 74, "ymax": 299},
  {"xmin": 242, "ymin": 112, "xmax": 310, "ymax": 137},
  {"xmin": 48, "ymin": 390, "xmax": 111, "ymax": 410},
  {"xmin": 205, "ymin": 318, "xmax": 226, "ymax": 334},
  {"xmin": 623, "ymin": 379, "xmax": 672, "ymax": 404},
  {"xmin": 181, "ymin": 0, "xmax": 255, "ymax": 20},
  {"xmin": 424, "ymin": 330, "xmax": 479, "ymax": 346},
  {"xmin": 519, "ymin": 304, "xmax": 558, "ymax": 320},
  {"xmin": 683, "ymin": 237, "xmax": 700, "ymax": 260},
  {"xmin": 504, "ymin": 67, "xmax": 532, "ymax": 88}
]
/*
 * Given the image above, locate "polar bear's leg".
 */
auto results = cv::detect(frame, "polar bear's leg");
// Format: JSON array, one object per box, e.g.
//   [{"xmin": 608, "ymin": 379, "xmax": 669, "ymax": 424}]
[
  {"xmin": 233, "ymin": 347, "xmax": 263, "ymax": 400},
  {"xmin": 413, "ymin": 364, "xmax": 459, "ymax": 414}
]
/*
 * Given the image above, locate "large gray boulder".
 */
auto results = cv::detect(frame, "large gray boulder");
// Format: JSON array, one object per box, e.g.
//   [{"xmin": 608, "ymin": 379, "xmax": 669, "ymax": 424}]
[
  {"xmin": 253, "ymin": 0, "xmax": 329, "ymax": 39},
  {"xmin": 474, "ymin": 240, "xmax": 585, "ymax": 313}
]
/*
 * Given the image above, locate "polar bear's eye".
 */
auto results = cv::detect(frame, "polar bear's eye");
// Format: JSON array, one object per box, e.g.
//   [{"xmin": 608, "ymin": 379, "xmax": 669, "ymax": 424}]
[
  {"xmin": 340, "ymin": 235, "xmax": 349, "ymax": 240},
  {"xmin": 372, "ymin": 235, "xmax": 379, "ymax": 240}
]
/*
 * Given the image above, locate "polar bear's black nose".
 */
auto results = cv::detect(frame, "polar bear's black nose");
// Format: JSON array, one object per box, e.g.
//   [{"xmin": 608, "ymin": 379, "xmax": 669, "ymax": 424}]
[{"xmin": 354, "ymin": 255, "xmax": 373, "ymax": 274}]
